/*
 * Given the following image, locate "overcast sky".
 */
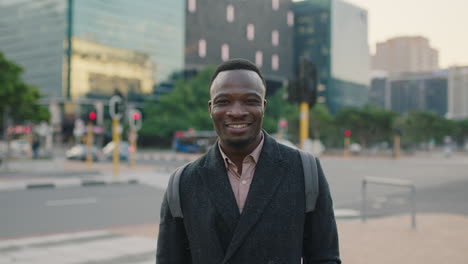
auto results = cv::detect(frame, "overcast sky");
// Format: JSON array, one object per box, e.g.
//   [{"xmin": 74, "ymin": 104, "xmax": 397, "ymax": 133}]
[{"xmin": 347, "ymin": 0, "xmax": 467, "ymax": 68}]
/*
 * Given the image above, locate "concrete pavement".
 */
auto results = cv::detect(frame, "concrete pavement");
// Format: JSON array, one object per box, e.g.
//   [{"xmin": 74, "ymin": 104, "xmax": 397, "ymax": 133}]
[{"xmin": 1, "ymin": 213, "xmax": 466, "ymax": 263}]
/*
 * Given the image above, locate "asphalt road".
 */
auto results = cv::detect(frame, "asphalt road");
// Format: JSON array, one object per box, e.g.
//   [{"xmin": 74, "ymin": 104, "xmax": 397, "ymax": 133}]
[
  {"xmin": 0, "ymin": 184, "xmax": 164, "ymax": 238},
  {"xmin": 1, "ymin": 154, "xmax": 467, "ymax": 238}
]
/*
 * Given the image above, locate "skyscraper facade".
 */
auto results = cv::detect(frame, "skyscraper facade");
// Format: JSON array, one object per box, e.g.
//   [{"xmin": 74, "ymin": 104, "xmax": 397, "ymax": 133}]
[
  {"xmin": 447, "ymin": 66, "xmax": 468, "ymax": 120},
  {"xmin": 184, "ymin": 0, "xmax": 294, "ymax": 94},
  {"xmin": 372, "ymin": 36, "xmax": 439, "ymax": 74},
  {"xmin": 0, "ymin": 0, "xmax": 184, "ymax": 99},
  {"xmin": 389, "ymin": 70, "xmax": 448, "ymax": 116},
  {"xmin": 294, "ymin": 0, "xmax": 370, "ymax": 113}
]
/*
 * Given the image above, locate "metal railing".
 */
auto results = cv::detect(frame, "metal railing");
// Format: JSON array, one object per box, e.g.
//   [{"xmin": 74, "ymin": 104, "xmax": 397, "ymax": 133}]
[{"xmin": 361, "ymin": 176, "xmax": 416, "ymax": 229}]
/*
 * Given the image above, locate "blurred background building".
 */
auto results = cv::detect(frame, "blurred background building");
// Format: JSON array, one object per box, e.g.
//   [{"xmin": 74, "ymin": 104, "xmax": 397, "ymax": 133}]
[
  {"xmin": 388, "ymin": 70, "xmax": 448, "ymax": 117},
  {"xmin": 372, "ymin": 36, "xmax": 439, "ymax": 74},
  {"xmin": 294, "ymin": 0, "xmax": 370, "ymax": 113},
  {"xmin": 184, "ymin": 0, "xmax": 294, "ymax": 96},
  {"xmin": 0, "ymin": 0, "xmax": 184, "ymax": 100},
  {"xmin": 446, "ymin": 66, "xmax": 468, "ymax": 120}
]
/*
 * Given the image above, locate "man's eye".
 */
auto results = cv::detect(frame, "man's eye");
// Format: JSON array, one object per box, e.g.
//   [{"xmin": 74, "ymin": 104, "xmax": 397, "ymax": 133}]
[
  {"xmin": 215, "ymin": 99, "xmax": 229, "ymax": 105},
  {"xmin": 246, "ymin": 99, "xmax": 260, "ymax": 104}
]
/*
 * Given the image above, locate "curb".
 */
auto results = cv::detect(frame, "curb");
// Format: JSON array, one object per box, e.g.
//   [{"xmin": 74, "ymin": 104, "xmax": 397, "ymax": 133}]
[{"xmin": 0, "ymin": 178, "xmax": 139, "ymax": 192}]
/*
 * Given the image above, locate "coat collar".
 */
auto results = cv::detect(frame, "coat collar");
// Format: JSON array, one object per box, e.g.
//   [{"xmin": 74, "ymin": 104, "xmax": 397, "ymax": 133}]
[{"xmin": 199, "ymin": 131, "xmax": 288, "ymax": 262}]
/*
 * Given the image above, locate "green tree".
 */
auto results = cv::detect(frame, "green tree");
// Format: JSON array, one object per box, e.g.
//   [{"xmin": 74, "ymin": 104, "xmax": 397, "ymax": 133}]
[
  {"xmin": 263, "ymin": 87, "xmax": 299, "ymax": 138},
  {"xmin": 140, "ymin": 67, "xmax": 214, "ymax": 140},
  {"xmin": 402, "ymin": 111, "xmax": 457, "ymax": 147},
  {"xmin": 453, "ymin": 119, "xmax": 468, "ymax": 147},
  {"xmin": 0, "ymin": 51, "xmax": 49, "ymax": 125},
  {"xmin": 335, "ymin": 105, "xmax": 397, "ymax": 147}
]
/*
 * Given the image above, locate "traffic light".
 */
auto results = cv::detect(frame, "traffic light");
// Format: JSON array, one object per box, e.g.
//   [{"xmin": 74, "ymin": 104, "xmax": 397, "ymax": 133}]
[
  {"xmin": 128, "ymin": 109, "xmax": 142, "ymax": 131},
  {"xmin": 85, "ymin": 105, "xmax": 98, "ymax": 125},
  {"xmin": 288, "ymin": 57, "xmax": 318, "ymax": 106},
  {"xmin": 299, "ymin": 58, "xmax": 318, "ymax": 107},
  {"xmin": 344, "ymin": 130, "xmax": 352, "ymax": 137}
]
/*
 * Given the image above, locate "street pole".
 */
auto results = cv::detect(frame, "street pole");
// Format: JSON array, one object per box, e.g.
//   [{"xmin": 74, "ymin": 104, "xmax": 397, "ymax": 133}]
[
  {"xmin": 299, "ymin": 102, "xmax": 309, "ymax": 150},
  {"xmin": 129, "ymin": 129, "xmax": 137, "ymax": 168},
  {"xmin": 2, "ymin": 107, "xmax": 10, "ymax": 171},
  {"xmin": 86, "ymin": 122, "xmax": 93, "ymax": 167},
  {"xmin": 112, "ymin": 119, "xmax": 120, "ymax": 178},
  {"xmin": 66, "ymin": 0, "xmax": 73, "ymax": 99},
  {"xmin": 344, "ymin": 136, "xmax": 350, "ymax": 158},
  {"xmin": 393, "ymin": 135, "xmax": 400, "ymax": 159}
]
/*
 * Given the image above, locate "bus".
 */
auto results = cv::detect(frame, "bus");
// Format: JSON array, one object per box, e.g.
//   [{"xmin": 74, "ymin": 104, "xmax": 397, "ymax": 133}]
[{"xmin": 172, "ymin": 130, "xmax": 218, "ymax": 153}]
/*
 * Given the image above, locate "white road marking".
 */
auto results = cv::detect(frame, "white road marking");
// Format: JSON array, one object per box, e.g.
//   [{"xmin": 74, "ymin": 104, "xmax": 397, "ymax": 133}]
[{"xmin": 45, "ymin": 197, "xmax": 97, "ymax": 207}]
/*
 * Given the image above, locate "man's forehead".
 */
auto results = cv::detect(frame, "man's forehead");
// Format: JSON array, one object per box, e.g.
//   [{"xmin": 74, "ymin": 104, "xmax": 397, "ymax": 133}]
[{"xmin": 211, "ymin": 69, "xmax": 265, "ymax": 96}]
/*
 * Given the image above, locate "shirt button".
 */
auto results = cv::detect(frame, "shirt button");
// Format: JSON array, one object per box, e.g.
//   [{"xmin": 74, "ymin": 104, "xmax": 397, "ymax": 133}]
[{"xmin": 241, "ymin": 180, "xmax": 247, "ymax": 185}]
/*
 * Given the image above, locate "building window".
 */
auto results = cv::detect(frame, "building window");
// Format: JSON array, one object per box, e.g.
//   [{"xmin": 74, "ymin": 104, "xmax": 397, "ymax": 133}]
[
  {"xmin": 226, "ymin": 5, "xmax": 234, "ymax": 22},
  {"xmin": 272, "ymin": 30, "xmax": 279, "ymax": 46},
  {"xmin": 255, "ymin": 51, "xmax": 263, "ymax": 67},
  {"xmin": 287, "ymin": 11, "xmax": 294, "ymax": 26},
  {"xmin": 221, "ymin": 44, "xmax": 229, "ymax": 61},
  {"xmin": 272, "ymin": 54, "xmax": 279, "ymax": 71},
  {"xmin": 188, "ymin": 0, "xmax": 196, "ymax": 13},
  {"xmin": 272, "ymin": 0, "xmax": 279, "ymax": 10},
  {"xmin": 198, "ymin": 39, "xmax": 206, "ymax": 58},
  {"xmin": 247, "ymin": 24, "xmax": 255, "ymax": 41}
]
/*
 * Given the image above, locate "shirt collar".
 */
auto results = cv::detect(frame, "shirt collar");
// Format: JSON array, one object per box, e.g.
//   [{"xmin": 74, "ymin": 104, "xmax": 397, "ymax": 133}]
[{"xmin": 218, "ymin": 131, "xmax": 264, "ymax": 168}]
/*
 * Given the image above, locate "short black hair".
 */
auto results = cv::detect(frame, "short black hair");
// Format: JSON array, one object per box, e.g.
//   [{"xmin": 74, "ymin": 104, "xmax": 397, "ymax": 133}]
[{"xmin": 209, "ymin": 58, "xmax": 266, "ymax": 88}]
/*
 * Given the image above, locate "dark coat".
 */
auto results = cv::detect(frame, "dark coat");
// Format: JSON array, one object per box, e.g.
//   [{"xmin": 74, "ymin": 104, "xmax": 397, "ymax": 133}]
[{"xmin": 156, "ymin": 133, "xmax": 340, "ymax": 264}]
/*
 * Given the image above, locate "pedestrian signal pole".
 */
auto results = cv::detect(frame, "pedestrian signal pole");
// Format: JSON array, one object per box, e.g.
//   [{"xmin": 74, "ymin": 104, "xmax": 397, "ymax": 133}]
[
  {"xmin": 86, "ymin": 111, "xmax": 97, "ymax": 167},
  {"xmin": 128, "ymin": 109, "xmax": 142, "ymax": 168},
  {"xmin": 393, "ymin": 128, "xmax": 402, "ymax": 159},
  {"xmin": 291, "ymin": 57, "xmax": 317, "ymax": 150},
  {"xmin": 109, "ymin": 95, "xmax": 123, "ymax": 178},
  {"xmin": 344, "ymin": 130, "xmax": 351, "ymax": 158}
]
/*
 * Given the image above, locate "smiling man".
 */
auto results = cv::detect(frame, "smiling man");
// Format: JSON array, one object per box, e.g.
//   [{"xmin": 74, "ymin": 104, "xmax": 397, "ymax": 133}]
[{"xmin": 156, "ymin": 59, "xmax": 341, "ymax": 264}]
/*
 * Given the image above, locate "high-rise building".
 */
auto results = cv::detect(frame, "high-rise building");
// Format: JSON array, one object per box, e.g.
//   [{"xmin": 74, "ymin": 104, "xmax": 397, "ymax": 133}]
[
  {"xmin": 447, "ymin": 66, "xmax": 468, "ymax": 120},
  {"xmin": 372, "ymin": 36, "xmax": 439, "ymax": 74},
  {"xmin": 294, "ymin": 0, "xmax": 370, "ymax": 113},
  {"xmin": 388, "ymin": 70, "xmax": 448, "ymax": 116},
  {"xmin": 0, "ymin": 0, "xmax": 184, "ymax": 99},
  {"xmin": 184, "ymin": 0, "xmax": 294, "ymax": 95}
]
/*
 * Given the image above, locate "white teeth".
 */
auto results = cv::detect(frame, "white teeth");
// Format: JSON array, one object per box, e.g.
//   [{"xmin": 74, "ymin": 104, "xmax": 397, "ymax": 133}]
[{"xmin": 228, "ymin": 124, "xmax": 248, "ymax": 128}]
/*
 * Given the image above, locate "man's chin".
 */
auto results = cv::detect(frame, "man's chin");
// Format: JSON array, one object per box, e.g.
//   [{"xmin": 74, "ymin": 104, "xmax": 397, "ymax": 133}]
[{"xmin": 224, "ymin": 138, "xmax": 252, "ymax": 149}]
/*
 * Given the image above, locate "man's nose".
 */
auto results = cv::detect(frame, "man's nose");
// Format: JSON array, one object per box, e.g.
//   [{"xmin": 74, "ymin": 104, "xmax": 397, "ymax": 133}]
[{"xmin": 226, "ymin": 102, "xmax": 247, "ymax": 117}]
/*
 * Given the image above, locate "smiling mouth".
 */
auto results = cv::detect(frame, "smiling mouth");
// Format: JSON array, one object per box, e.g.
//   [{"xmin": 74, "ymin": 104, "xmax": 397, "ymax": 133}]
[{"xmin": 226, "ymin": 123, "xmax": 250, "ymax": 129}]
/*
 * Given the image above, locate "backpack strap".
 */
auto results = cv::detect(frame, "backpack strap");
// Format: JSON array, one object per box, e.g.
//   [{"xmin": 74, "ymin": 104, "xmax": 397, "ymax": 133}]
[
  {"xmin": 167, "ymin": 151, "xmax": 320, "ymax": 217},
  {"xmin": 298, "ymin": 150, "xmax": 319, "ymax": 213},
  {"xmin": 166, "ymin": 163, "xmax": 190, "ymax": 218}
]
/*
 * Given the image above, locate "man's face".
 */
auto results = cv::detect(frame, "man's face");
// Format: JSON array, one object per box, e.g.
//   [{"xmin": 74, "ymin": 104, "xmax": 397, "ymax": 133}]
[{"xmin": 209, "ymin": 70, "xmax": 266, "ymax": 150}]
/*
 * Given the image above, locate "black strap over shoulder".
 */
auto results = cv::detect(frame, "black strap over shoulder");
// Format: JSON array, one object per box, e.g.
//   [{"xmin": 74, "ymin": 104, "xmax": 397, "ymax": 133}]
[
  {"xmin": 166, "ymin": 163, "xmax": 190, "ymax": 218},
  {"xmin": 298, "ymin": 150, "xmax": 319, "ymax": 213},
  {"xmin": 166, "ymin": 151, "xmax": 320, "ymax": 218}
]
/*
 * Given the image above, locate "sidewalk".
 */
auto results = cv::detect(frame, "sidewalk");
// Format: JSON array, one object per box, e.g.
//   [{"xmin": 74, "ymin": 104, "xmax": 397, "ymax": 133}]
[
  {"xmin": 0, "ymin": 158, "xmax": 172, "ymax": 191},
  {"xmin": 338, "ymin": 213, "xmax": 468, "ymax": 264},
  {"xmin": 108, "ymin": 213, "xmax": 468, "ymax": 264}
]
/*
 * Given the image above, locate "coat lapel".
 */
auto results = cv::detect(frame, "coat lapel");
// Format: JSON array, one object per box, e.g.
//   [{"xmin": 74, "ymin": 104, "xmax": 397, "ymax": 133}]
[
  {"xmin": 222, "ymin": 134, "xmax": 287, "ymax": 263},
  {"xmin": 199, "ymin": 144, "xmax": 240, "ymax": 232}
]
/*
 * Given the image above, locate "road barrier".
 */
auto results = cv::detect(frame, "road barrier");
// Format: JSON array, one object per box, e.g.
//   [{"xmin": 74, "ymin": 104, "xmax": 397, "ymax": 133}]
[{"xmin": 361, "ymin": 176, "xmax": 416, "ymax": 229}]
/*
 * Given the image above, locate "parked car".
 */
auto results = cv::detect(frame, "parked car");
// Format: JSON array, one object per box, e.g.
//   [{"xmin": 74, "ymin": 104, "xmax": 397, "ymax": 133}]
[
  {"xmin": 101, "ymin": 141, "xmax": 129, "ymax": 161},
  {"xmin": 66, "ymin": 144, "xmax": 100, "ymax": 161}
]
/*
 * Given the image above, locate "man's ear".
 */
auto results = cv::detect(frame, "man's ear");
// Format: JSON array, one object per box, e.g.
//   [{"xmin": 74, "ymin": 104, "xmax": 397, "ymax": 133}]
[{"xmin": 208, "ymin": 100, "xmax": 212, "ymax": 117}]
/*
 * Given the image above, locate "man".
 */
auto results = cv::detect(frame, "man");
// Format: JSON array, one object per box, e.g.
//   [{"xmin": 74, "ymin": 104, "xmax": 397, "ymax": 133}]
[{"xmin": 156, "ymin": 59, "xmax": 340, "ymax": 264}]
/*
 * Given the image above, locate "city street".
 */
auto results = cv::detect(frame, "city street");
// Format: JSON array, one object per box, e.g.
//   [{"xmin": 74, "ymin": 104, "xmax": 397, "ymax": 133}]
[{"xmin": 0, "ymin": 151, "xmax": 467, "ymax": 263}]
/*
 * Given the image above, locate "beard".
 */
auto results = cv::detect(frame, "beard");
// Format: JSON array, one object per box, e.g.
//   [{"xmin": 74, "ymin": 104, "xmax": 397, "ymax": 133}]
[{"xmin": 223, "ymin": 138, "xmax": 252, "ymax": 149}]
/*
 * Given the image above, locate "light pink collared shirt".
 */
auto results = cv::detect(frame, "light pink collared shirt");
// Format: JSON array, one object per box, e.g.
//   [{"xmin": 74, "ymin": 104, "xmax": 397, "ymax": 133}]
[{"xmin": 219, "ymin": 133, "xmax": 264, "ymax": 213}]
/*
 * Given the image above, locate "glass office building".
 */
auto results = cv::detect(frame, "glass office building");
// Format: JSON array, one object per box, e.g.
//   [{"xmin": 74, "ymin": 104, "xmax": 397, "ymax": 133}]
[
  {"xmin": 0, "ymin": 0, "xmax": 184, "ymax": 99},
  {"xmin": 294, "ymin": 0, "xmax": 370, "ymax": 113},
  {"xmin": 0, "ymin": 0, "xmax": 67, "ymax": 98}
]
